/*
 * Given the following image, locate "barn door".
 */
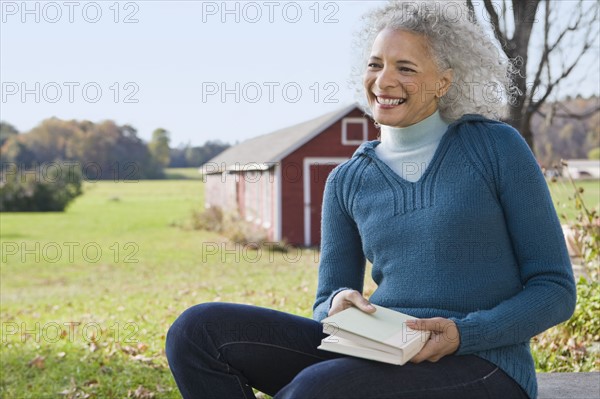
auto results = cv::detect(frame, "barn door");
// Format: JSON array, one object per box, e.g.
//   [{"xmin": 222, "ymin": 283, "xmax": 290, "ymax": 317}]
[{"xmin": 303, "ymin": 158, "xmax": 348, "ymax": 247}]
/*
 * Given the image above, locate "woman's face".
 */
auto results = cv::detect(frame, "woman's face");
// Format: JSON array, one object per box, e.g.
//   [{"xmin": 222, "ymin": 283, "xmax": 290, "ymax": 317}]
[{"xmin": 363, "ymin": 28, "xmax": 452, "ymax": 127}]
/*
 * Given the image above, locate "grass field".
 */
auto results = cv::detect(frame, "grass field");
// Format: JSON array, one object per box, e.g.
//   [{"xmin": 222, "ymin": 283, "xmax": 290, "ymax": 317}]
[
  {"xmin": 1, "ymin": 169, "xmax": 598, "ymax": 398},
  {"xmin": 0, "ymin": 176, "xmax": 320, "ymax": 398},
  {"xmin": 164, "ymin": 167, "xmax": 203, "ymax": 180},
  {"xmin": 546, "ymin": 178, "xmax": 600, "ymax": 221}
]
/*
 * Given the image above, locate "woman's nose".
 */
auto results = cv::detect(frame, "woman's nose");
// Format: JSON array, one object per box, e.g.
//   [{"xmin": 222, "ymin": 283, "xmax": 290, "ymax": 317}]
[{"xmin": 374, "ymin": 67, "xmax": 398, "ymax": 90}]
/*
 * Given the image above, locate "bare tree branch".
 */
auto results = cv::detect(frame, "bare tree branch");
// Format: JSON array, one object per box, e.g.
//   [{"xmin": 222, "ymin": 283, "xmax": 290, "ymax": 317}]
[
  {"xmin": 546, "ymin": 0, "xmax": 585, "ymax": 53},
  {"xmin": 477, "ymin": 0, "xmax": 598, "ymax": 152},
  {"xmin": 530, "ymin": 37, "xmax": 594, "ymax": 114},
  {"xmin": 466, "ymin": 0, "xmax": 476, "ymax": 23},
  {"xmin": 528, "ymin": 0, "xmax": 551, "ymax": 108},
  {"xmin": 502, "ymin": 0, "xmax": 508, "ymax": 38},
  {"xmin": 529, "ymin": 0, "xmax": 598, "ymax": 115},
  {"xmin": 483, "ymin": 0, "xmax": 508, "ymax": 48}
]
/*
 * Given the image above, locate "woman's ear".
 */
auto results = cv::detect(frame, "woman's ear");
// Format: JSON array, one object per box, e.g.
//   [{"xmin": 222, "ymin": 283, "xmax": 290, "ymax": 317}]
[{"xmin": 437, "ymin": 68, "xmax": 453, "ymax": 98}]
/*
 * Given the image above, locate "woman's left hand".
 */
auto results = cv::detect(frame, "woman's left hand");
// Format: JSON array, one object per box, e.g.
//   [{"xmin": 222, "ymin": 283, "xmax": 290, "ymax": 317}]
[{"xmin": 406, "ymin": 317, "xmax": 460, "ymax": 363}]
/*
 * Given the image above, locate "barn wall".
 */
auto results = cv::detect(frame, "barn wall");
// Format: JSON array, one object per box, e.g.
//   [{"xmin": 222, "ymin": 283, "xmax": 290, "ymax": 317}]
[
  {"xmin": 281, "ymin": 109, "xmax": 379, "ymax": 246},
  {"xmin": 239, "ymin": 169, "xmax": 276, "ymax": 241},
  {"xmin": 204, "ymin": 173, "xmax": 237, "ymax": 212}
]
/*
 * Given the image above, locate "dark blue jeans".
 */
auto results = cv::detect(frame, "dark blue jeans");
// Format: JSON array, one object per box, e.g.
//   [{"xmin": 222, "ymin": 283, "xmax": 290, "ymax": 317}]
[{"xmin": 165, "ymin": 302, "xmax": 529, "ymax": 399}]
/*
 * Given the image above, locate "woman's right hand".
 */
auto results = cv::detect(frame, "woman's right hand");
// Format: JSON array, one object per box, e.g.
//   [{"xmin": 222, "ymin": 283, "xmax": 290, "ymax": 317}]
[{"xmin": 328, "ymin": 289, "xmax": 376, "ymax": 317}]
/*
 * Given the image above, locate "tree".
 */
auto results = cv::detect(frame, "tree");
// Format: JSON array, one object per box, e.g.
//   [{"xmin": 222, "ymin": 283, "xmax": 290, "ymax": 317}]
[
  {"xmin": 0, "ymin": 138, "xmax": 36, "ymax": 167},
  {"xmin": 169, "ymin": 143, "xmax": 190, "ymax": 167},
  {"xmin": 168, "ymin": 140, "xmax": 231, "ymax": 167},
  {"xmin": 2, "ymin": 119, "xmax": 165, "ymax": 180},
  {"xmin": 148, "ymin": 128, "xmax": 171, "ymax": 168},
  {"xmin": 0, "ymin": 160, "xmax": 83, "ymax": 212},
  {"xmin": 185, "ymin": 146, "xmax": 204, "ymax": 167},
  {"xmin": 0, "ymin": 121, "xmax": 19, "ymax": 147},
  {"xmin": 467, "ymin": 0, "xmax": 599, "ymax": 153}
]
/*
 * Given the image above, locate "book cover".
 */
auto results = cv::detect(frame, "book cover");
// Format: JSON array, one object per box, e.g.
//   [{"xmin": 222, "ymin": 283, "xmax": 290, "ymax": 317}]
[{"xmin": 317, "ymin": 305, "xmax": 430, "ymax": 365}]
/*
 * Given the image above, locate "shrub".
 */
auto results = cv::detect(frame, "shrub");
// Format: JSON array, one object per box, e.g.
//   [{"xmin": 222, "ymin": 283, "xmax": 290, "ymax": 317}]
[
  {"xmin": 191, "ymin": 206, "xmax": 224, "ymax": 232},
  {"xmin": 190, "ymin": 206, "xmax": 276, "ymax": 248},
  {"xmin": 532, "ymin": 161, "xmax": 600, "ymax": 372},
  {"xmin": 532, "ymin": 277, "xmax": 600, "ymax": 371},
  {"xmin": 221, "ymin": 213, "xmax": 268, "ymax": 247},
  {"xmin": 0, "ymin": 162, "xmax": 83, "ymax": 211}
]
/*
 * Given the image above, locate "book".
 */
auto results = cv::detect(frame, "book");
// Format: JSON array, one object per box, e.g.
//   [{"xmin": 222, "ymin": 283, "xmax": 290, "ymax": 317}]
[{"xmin": 317, "ymin": 305, "xmax": 431, "ymax": 365}]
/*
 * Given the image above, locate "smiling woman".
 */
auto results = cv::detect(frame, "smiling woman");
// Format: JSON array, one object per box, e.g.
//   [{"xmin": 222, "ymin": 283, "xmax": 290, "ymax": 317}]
[
  {"xmin": 165, "ymin": 2, "xmax": 576, "ymax": 399},
  {"xmin": 363, "ymin": 29, "xmax": 453, "ymax": 127},
  {"xmin": 351, "ymin": 0, "xmax": 516, "ymax": 122}
]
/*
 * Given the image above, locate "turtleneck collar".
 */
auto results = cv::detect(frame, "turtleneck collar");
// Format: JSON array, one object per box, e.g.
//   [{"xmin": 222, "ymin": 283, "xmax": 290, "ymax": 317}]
[{"xmin": 378, "ymin": 110, "xmax": 449, "ymax": 152}]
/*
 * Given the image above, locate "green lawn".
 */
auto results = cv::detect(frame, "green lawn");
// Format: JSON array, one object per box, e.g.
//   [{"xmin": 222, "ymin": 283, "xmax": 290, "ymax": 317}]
[
  {"xmin": 164, "ymin": 167, "xmax": 203, "ymax": 180},
  {"xmin": 1, "ymin": 177, "xmax": 598, "ymax": 398},
  {"xmin": 0, "ymin": 179, "xmax": 319, "ymax": 398},
  {"xmin": 547, "ymin": 178, "xmax": 600, "ymax": 221}
]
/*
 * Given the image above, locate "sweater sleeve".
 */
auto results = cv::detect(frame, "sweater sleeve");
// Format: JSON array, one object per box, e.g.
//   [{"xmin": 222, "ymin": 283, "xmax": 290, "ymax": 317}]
[
  {"xmin": 450, "ymin": 123, "xmax": 577, "ymax": 354},
  {"xmin": 312, "ymin": 164, "xmax": 367, "ymax": 322}
]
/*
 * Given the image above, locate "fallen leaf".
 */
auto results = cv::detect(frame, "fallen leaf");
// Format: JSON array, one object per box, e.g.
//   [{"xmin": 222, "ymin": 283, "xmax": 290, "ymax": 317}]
[
  {"xmin": 28, "ymin": 355, "xmax": 45, "ymax": 369},
  {"xmin": 121, "ymin": 345, "xmax": 137, "ymax": 355},
  {"xmin": 137, "ymin": 343, "xmax": 148, "ymax": 353},
  {"xmin": 128, "ymin": 385, "xmax": 155, "ymax": 398},
  {"xmin": 84, "ymin": 378, "xmax": 99, "ymax": 388},
  {"xmin": 131, "ymin": 354, "xmax": 153, "ymax": 363}
]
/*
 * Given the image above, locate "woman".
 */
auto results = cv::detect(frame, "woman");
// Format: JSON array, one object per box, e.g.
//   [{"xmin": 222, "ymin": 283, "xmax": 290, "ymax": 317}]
[{"xmin": 166, "ymin": 2, "xmax": 576, "ymax": 398}]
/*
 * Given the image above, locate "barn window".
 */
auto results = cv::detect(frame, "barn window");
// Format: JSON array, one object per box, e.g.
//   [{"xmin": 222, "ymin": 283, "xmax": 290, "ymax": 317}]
[{"xmin": 341, "ymin": 117, "xmax": 368, "ymax": 145}]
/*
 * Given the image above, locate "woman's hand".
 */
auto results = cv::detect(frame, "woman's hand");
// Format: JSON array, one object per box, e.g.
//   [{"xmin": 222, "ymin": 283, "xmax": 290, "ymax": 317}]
[
  {"xmin": 328, "ymin": 289, "xmax": 376, "ymax": 317},
  {"xmin": 406, "ymin": 317, "xmax": 460, "ymax": 363}
]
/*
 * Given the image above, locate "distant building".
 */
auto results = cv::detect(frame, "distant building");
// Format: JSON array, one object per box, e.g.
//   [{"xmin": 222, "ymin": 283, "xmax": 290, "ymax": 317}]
[
  {"xmin": 563, "ymin": 159, "xmax": 600, "ymax": 179},
  {"xmin": 201, "ymin": 104, "xmax": 378, "ymax": 246}
]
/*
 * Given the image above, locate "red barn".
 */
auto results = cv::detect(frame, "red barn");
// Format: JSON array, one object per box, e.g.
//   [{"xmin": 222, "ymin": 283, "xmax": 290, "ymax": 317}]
[{"xmin": 202, "ymin": 104, "xmax": 378, "ymax": 246}]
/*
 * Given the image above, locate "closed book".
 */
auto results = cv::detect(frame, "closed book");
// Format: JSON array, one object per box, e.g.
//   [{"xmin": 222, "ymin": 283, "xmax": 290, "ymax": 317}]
[{"xmin": 317, "ymin": 305, "xmax": 430, "ymax": 365}]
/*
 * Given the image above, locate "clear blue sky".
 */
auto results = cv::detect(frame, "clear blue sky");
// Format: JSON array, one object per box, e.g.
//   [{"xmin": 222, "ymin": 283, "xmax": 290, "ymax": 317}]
[{"xmin": 1, "ymin": 1, "xmax": 598, "ymax": 146}]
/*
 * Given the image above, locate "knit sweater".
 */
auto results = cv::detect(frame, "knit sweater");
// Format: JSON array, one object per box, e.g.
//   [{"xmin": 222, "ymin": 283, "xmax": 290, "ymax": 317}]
[
  {"xmin": 375, "ymin": 110, "xmax": 448, "ymax": 182},
  {"xmin": 313, "ymin": 114, "xmax": 576, "ymax": 399}
]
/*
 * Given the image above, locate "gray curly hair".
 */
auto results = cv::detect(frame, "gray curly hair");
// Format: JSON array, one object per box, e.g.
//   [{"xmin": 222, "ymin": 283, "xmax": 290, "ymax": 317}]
[{"xmin": 351, "ymin": 0, "xmax": 518, "ymax": 121}]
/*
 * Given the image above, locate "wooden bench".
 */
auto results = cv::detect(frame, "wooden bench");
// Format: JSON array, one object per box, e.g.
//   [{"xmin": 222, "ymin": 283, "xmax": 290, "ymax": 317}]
[{"xmin": 537, "ymin": 372, "xmax": 599, "ymax": 399}]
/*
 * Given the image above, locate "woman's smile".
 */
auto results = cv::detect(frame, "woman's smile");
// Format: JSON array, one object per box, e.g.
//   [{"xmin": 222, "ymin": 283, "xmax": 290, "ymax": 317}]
[{"xmin": 363, "ymin": 28, "xmax": 452, "ymax": 128}]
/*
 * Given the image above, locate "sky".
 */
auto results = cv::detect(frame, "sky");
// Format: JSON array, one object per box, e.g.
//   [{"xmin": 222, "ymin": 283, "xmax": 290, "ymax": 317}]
[{"xmin": 1, "ymin": 0, "xmax": 598, "ymax": 147}]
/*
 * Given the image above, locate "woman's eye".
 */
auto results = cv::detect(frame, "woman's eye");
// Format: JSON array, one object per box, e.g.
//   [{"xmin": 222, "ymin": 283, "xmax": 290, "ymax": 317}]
[
  {"xmin": 367, "ymin": 63, "xmax": 381, "ymax": 68},
  {"xmin": 399, "ymin": 67, "xmax": 415, "ymax": 73}
]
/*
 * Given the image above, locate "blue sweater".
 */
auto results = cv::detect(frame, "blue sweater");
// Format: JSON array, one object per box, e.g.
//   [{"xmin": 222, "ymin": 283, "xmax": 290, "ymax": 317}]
[{"xmin": 312, "ymin": 114, "xmax": 576, "ymax": 399}]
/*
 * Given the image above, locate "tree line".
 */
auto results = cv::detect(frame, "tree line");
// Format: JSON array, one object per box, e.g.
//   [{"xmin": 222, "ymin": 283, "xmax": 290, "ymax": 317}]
[
  {"xmin": 0, "ymin": 118, "xmax": 230, "ymax": 211},
  {"xmin": 0, "ymin": 118, "xmax": 231, "ymax": 179}
]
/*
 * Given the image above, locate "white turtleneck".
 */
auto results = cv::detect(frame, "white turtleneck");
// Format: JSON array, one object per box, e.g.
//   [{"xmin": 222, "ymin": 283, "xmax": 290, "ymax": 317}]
[{"xmin": 374, "ymin": 110, "xmax": 449, "ymax": 183}]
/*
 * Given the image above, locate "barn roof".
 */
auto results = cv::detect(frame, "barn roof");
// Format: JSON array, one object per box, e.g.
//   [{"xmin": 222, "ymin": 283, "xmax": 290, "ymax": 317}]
[{"xmin": 201, "ymin": 103, "xmax": 359, "ymax": 174}]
